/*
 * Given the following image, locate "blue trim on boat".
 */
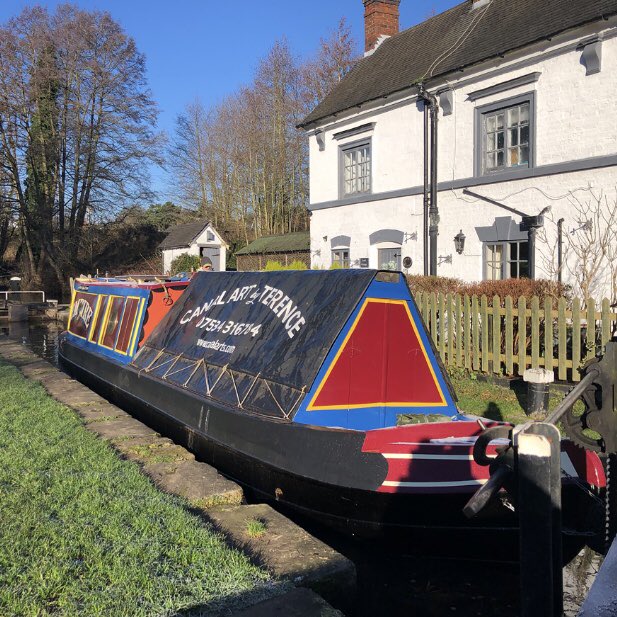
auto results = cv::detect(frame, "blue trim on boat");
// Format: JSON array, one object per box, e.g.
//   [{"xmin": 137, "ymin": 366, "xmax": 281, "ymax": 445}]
[
  {"xmin": 293, "ymin": 273, "xmax": 459, "ymax": 431},
  {"xmin": 67, "ymin": 283, "xmax": 152, "ymax": 364}
]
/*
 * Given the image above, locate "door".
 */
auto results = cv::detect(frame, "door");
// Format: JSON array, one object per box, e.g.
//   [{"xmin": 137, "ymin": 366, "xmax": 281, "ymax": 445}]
[{"xmin": 200, "ymin": 246, "xmax": 221, "ymax": 271}]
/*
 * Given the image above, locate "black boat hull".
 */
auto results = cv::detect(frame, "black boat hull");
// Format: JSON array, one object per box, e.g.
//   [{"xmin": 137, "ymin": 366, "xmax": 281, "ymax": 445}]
[{"xmin": 58, "ymin": 336, "xmax": 598, "ymax": 558}]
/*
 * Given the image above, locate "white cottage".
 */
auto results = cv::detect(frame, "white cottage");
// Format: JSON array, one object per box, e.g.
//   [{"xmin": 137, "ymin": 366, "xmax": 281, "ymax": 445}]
[
  {"xmin": 300, "ymin": 0, "xmax": 617, "ymax": 300},
  {"xmin": 159, "ymin": 220, "xmax": 227, "ymax": 273}
]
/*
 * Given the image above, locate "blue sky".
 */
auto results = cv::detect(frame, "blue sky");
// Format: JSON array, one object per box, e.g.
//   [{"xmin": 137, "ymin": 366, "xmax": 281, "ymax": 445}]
[{"xmin": 0, "ymin": 0, "xmax": 460, "ymax": 200}]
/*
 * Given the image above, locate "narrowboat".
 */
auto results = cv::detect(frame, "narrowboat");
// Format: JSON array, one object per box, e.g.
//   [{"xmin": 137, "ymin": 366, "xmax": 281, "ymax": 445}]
[{"xmin": 59, "ymin": 270, "xmax": 604, "ymax": 553}]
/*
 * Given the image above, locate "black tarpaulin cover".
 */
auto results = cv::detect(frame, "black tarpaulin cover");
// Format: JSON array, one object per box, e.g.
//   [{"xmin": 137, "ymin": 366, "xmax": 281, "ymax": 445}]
[{"xmin": 132, "ymin": 270, "xmax": 375, "ymax": 417}]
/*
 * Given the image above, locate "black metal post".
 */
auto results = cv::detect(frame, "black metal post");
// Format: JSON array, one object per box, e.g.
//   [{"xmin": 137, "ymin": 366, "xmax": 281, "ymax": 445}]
[
  {"xmin": 423, "ymin": 102, "xmax": 429, "ymax": 276},
  {"xmin": 528, "ymin": 226, "xmax": 536, "ymax": 280},
  {"xmin": 514, "ymin": 423, "xmax": 563, "ymax": 617},
  {"xmin": 429, "ymin": 100, "xmax": 439, "ymax": 276},
  {"xmin": 418, "ymin": 85, "xmax": 439, "ymax": 277}
]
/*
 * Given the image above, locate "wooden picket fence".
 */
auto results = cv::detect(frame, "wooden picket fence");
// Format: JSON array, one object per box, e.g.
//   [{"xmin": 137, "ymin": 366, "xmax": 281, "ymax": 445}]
[{"xmin": 414, "ymin": 292, "xmax": 617, "ymax": 382}]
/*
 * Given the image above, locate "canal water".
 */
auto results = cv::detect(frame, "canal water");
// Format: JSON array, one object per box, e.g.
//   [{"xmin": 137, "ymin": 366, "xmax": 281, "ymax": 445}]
[{"xmin": 1, "ymin": 321, "xmax": 603, "ymax": 616}]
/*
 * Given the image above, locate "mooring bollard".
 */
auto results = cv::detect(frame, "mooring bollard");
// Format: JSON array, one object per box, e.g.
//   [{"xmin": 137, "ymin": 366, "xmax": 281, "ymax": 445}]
[
  {"xmin": 514, "ymin": 423, "xmax": 563, "ymax": 617},
  {"xmin": 523, "ymin": 368, "xmax": 554, "ymax": 416},
  {"xmin": 7, "ymin": 302, "xmax": 28, "ymax": 323}
]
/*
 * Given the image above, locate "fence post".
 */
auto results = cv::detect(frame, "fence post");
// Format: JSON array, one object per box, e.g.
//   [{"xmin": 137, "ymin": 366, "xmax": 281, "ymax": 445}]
[
  {"xmin": 518, "ymin": 296, "xmax": 527, "ymax": 376},
  {"xmin": 558, "ymin": 298, "xmax": 567, "ymax": 382},
  {"xmin": 586, "ymin": 298, "xmax": 596, "ymax": 363},
  {"xmin": 544, "ymin": 297, "xmax": 554, "ymax": 374},
  {"xmin": 472, "ymin": 295, "xmax": 480, "ymax": 372},
  {"xmin": 455, "ymin": 294, "xmax": 463, "ymax": 369},
  {"xmin": 431, "ymin": 292, "xmax": 438, "ymax": 346},
  {"xmin": 572, "ymin": 298, "xmax": 581, "ymax": 382},
  {"xmin": 439, "ymin": 293, "xmax": 446, "ymax": 362},
  {"xmin": 505, "ymin": 296, "xmax": 514, "ymax": 375},
  {"xmin": 532, "ymin": 297, "xmax": 540, "ymax": 369},
  {"xmin": 481, "ymin": 295, "xmax": 489, "ymax": 373},
  {"xmin": 447, "ymin": 293, "xmax": 454, "ymax": 366},
  {"xmin": 492, "ymin": 295, "xmax": 501, "ymax": 375},
  {"xmin": 602, "ymin": 298, "xmax": 611, "ymax": 351},
  {"xmin": 464, "ymin": 294, "xmax": 471, "ymax": 371}
]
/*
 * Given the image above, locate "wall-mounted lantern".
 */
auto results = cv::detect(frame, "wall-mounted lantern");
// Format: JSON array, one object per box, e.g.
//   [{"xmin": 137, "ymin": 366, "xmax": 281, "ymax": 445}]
[{"xmin": 454, "ymin": 230, "xmax": 466, "ymax": 254}]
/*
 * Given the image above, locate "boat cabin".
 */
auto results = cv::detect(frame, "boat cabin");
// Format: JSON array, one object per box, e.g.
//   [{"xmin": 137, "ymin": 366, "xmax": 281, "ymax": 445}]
[{"xmin": 67, "ymin": 277, "xmax": 189, "ymax": 364}]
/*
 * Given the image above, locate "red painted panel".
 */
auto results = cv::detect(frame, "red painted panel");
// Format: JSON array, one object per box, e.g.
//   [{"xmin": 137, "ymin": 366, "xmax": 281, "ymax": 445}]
[
  {"xmin": 310, "ymin": 300, "xmax": 444, "ymax": 409},
  {"xmin": 140, "ymin": 284, "xmax": 188, "ymax": 345},
  {"xmin": 115, "ymin": 298, "xmax": 140, "ymax": 353}
]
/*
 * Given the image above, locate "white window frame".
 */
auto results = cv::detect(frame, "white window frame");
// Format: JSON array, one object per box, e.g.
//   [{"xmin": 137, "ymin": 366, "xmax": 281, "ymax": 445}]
[
  {"xmin": 331, "ymin": 248, "xmax": 350, "ymax": 269},
  {"xmin": 475, "ymin": 92, "xmax": 536, "ymax": 178},
  {"xmin": 377, "ymin": 246, "xmax": 402, "ymax": 271},
  {"xmin": 339, "ymin": 138, "xmax": 372, "ymax": 198},
  {"xmin": 483, "ymin": 240, "xmax": 530, "ymax": 280}
]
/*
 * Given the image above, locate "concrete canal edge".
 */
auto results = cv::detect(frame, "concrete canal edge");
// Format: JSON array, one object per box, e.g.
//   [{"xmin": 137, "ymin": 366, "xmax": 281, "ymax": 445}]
[{"xmin": 0, "ymin": 339, "xmax": 355, "ymax": 615}]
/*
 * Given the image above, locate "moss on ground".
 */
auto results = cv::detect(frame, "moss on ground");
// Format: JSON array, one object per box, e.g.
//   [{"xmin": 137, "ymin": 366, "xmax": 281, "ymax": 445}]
[{"xmin": 0, "ymin": 361, "xmax": 272, "ymax": 616}]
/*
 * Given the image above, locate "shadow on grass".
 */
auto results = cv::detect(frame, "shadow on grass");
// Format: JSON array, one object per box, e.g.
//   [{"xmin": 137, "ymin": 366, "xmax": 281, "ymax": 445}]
[
  {"xmin": 483, "ymin": 401, "xmax": 504, "ymax": 421},
  {"xmin": 171, "ymin": 585, "xmax": 289, "ymax": 617},
  {"xmin": 509, "ymin": 379, "xmax": 528, "ymax": 413}
]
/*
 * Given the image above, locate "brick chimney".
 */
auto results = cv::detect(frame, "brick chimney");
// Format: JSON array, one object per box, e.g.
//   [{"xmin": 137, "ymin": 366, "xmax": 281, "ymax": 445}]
[{"xmin": 363, "ymin": 0, "xmax": 401, "ymax": 54}]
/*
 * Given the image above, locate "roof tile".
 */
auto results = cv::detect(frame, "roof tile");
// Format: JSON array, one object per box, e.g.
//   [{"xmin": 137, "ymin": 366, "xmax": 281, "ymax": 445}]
[{"xmin": 301, "ymin": 0, "xmax": 617, "ymax": 127}]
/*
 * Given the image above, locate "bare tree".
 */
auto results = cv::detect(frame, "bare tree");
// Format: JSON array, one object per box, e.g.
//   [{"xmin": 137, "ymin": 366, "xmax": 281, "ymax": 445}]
[
  {"xmin": 537, "ymin": 188, "xmax": 617, "ymax": 303},
  {"xmin": 167, "ymin": 22, "xmax": 357, "ymax": 252},
  {"xmin": 0, "ymin": 5, "xmax": 160, "ymax": 292}
]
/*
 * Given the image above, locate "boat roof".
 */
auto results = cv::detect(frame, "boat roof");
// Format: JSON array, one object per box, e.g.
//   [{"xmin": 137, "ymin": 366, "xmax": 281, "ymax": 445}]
[
  {"xmin": 75, "ymin": 275, "xmax": 189, "ymax": 290},
  {"xmin": 131, "ymin": 270, "xmax": 458, "ymax": 430}
]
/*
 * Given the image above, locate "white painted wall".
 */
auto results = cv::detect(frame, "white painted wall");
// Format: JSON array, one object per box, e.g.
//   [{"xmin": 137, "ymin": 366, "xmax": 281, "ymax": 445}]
[
  {"xmin": 307, "ymin": 20, "xmax": 617, "ymax": 300},
  {"xmin": 162, "ymin": 224, "xmax": 228, "ymax": 273}
]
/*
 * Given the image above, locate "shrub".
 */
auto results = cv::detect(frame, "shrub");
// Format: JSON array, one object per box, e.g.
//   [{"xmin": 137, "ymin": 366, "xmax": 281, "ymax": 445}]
[
  {"xmin": 406, "ymin": 275, "xmax": 568, "ymax": 307},
  {"xmin": 286, "ymin": 260, "xmax": 308, "ymax": 270},
  {"xmin": 170, "ymin": 253, "xmax": 200, "ymax": 274},
  {"xmin": 329, "ymin": 262, "xmax": 342, "ymax": 270},
  {"xmin": 264, "ymin": 261, "xmax": 284, "ymax": 271}
]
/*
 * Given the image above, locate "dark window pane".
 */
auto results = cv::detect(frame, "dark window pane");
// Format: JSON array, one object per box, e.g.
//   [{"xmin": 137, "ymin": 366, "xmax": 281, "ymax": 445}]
[
  {"xmin": 497, "ymin": 132, "xmax": 505, "ymax": 149},
  {"xmin": 497, "ymin": 151, "xmax": 505, "ymax": 166},
  {"xmin": 510, "ymin": 261, "xmax": 518, "ymax": 278},
  {"xmin": 510, "ymin": 128, "xmax": 519, "ymax": 147},
  {"xmin": 510, "ymin": 242, "xmax": 518, "ymax": 259},
  {"xmin": 90, "ymin": 296, "xmax": 109, "ymax": 343},
  {"xmin": 519, "ymin": 263, "xmax": 529, "ymax": 278},
  {"xmin": 69, "ymin": 292, "xmax": 98, "ymax": 338},
  {"xmin": 520, "ymin": 242, "xmax": 529, "ymax": 260},
  {"xmin": 520, "ymin": 146, "xmax": 529, "ymax": 165},
  {"xmin": 102, "ymin": 297, "xmax": 126, "ymax": 348},
  {"xmin": 521, "ymin": 125, "xmax": 529, "ymax": 144}
]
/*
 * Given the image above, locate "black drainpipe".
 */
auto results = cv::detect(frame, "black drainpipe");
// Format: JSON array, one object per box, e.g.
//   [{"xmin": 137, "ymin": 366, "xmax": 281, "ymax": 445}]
[
  {"xmin": 419, "ymin": 85, "xmax": 439, "ymax": 276},
  {"xmin": 423, "ymin": 100, "xmax": 429, "ymax": 275},
  {"xmin": 557, "ymin": 218, "xmax": 564, "ymax": 284}
]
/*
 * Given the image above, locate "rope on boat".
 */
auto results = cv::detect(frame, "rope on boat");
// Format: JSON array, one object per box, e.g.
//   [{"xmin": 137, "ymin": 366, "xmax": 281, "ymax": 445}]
[
  {"xmin": 164, "ymin": 359, "xmax": 195, "ymax": 380},
  {"xmin": 229, "ymin": 371, "xmax": 242, "ymax": 408},
  {"xmin": 209, "ymin": 364, "xmax": 228, "ymax": 396},
  {"xmin": 288, "ymin": 386, "xmax": 307, "ymax": 417},
  {"xmin": 203, "ymin": 361, "xmax": 211, "ymax": 395},
  {"xmin": 135, "ymin": 348, "xmax": 307, "ymax": 420},
  {"xmin": 142, "ymin": 348, "xmax": 165, "ymax": 373},
  {"xmin": 161, "ymin": 355, "xmax": 181, "ymax": 379},
  {"xmin": 183, "ymin": 358, "xmax": 203, "ymax": 387},
  {"xmin": 240, "ymin": 372, "xmax": 260, "ymax": 408},
  {"xmin": 263, "ymin": 380, "xmax": 288, "ymax": 418}
]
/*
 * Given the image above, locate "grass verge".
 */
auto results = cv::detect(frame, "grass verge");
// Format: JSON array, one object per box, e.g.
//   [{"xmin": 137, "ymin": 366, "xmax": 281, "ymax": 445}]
[
  {"xmin": 449, "ymin": 372, "xmax": 564, "ymax": 425},
  {"xmin": 0, "ymin": 361, "xmax": 273, "ymax": 616}
]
